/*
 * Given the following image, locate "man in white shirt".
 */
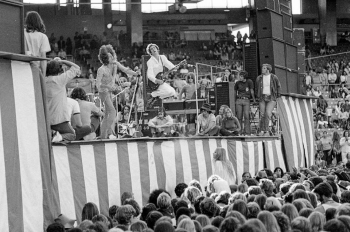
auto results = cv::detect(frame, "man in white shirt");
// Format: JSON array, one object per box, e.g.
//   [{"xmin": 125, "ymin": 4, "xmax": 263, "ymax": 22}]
[
  {"xmin": 66, "ymin": 96, "xmax": 91, "ymax": 141},
  {"xmin": 146, "ymin": 43, "xmax": 177, "ymax": 108},
  {"xmin": 255, "ymin": 64, "xmax": 281, "ymax": 136}
]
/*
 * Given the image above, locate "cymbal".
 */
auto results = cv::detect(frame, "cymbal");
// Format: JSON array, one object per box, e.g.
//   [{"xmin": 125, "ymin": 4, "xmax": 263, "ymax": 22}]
[{"xmin": 66, "ymin": 78, "xmax": 91, "ymax": 88}]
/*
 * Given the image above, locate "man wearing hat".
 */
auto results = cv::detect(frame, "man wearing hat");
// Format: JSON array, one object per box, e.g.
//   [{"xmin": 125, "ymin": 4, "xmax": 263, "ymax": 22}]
[
  {"xmin": 196, "ymin": 103, "xmax": 220, "ymax": 136},
  {"xmin": 255, "ymin": 64, "xmax": 281, "ymax": 136},
  {"xmin": 233, "ymin": 70, "xmax": 256, "ymax": 135},
  {"xmin": 146, "ymin": 43, "xmax": 177, "ymax": 107}
]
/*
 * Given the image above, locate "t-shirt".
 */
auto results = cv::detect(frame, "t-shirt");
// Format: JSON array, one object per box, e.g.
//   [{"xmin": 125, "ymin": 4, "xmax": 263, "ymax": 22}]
[
  {"xmin": 46, "ymin": 67, "xmax": 80, "ymax": 125},
  {"xmin": 67, "ymin": 98, "xmax": 80, "ymax": 126},
  {"xmin": 320, "ymin": 136, "xmax": 332, "ymax": 151},
  {"xmin": 262, "ymin": 74, "xmax": 271, "ymax": 95},
  {"xmin": 24, "ymin": 30, "xmax": 51, "ymax": 67},
  {"xmin": 197, "ymin": 113, "xmax": 216, "ymax": 132},
  {"xmin": 234, "ymin": 79, "xmax": 254, "ymax": 98}
]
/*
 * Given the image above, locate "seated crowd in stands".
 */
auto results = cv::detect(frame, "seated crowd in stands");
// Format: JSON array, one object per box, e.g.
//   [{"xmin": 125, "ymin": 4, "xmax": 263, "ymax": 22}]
[{"xmin": 46, "ymin": 162, "xmax": 350, "ymax": 232}]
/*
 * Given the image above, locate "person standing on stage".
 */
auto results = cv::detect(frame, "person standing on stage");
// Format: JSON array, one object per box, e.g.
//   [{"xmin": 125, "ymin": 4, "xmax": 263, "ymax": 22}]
[
  {"xmin": 233, "ymin": 70, "xmax": 256, "ymax": 135},
  {"xmin": 96, "ymin": 44, "xmax": 138, "ymax": 139},
  {"xmin": 146, "ymin": 44, "xmax": 177, "ymax": 107},
  {"xmin": 24, "ymin": 11, "xmax": 51, "ymax": 76},
  {"xmin": 178, "ymin": 72, "xmax": 198, "ymax": 100},
  {"xmin": 255, "ymin": 64, "xmax": 281, "ymax": 136}
]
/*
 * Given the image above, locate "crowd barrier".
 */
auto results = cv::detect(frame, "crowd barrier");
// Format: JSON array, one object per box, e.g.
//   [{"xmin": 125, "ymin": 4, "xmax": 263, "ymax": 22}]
[{"xmin": 52, "ymin": 136, "xmax": 284, "ymax": 223}]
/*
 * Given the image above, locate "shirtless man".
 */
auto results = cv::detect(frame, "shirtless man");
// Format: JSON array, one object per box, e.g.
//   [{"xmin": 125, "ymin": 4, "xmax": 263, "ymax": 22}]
[{"xmin": 70, "ymin": 87, "xmax": 104, "ymax": 140}]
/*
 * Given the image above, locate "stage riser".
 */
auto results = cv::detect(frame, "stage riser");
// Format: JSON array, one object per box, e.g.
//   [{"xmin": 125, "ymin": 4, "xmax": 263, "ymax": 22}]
[{"xmin": 52, "ymin": 138, "xmax": 284, "ymax": 224}]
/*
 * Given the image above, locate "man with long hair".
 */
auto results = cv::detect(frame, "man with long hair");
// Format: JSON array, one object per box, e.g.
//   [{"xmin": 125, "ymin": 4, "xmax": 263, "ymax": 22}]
[
  {"xmin": 148, "ymin": 107, "xmax": 177, "ymax": 137},
  {"xmin": 255, "ymin": 64, "xmax": 281, "ymax": 136}
]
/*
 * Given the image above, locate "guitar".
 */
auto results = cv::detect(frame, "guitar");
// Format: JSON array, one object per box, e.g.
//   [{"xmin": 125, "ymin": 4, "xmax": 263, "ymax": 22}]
[{"xmin": 148, "ymin": 59, "xmax": 187, "ymax": 91}]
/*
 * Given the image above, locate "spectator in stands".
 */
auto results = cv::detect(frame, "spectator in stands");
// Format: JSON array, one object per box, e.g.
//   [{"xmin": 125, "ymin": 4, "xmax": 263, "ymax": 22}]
[
  {"xmin": 233, "ymin": 70, "xmax": 256, "ymax": 135},
  {"xmin": 320, "ymin": 131, "xmax": 333, "ymax": 165},
  {"xmin": 328, "ymin": 69, "xmax": 337, "ymax": 92},
  {"xmin": 196, "ymin": 103, "xmax": 220, "ymax": 136},
  {"xmin": 58, "ymin": 48, "xmax": 67, "ymax": 60},
  {"xmin": 148, "ymin": 107, "xmax": 177, "ymax": 137},
  {"xmin": 320, "ymin": 69, "xmax": 328, "ymax": 91},
  {"xmin": 66, "ymin": 37, "xmax": 72, "ymax": 55},
  {"xmin": 46, "ymin": 57, "xmax": 80, "ymax": 141},
  {"xmin": 24, "ymin": 11, "xmax": 51, "ymax": 76},
  {"xmin": 339, "ymin": 84, "xmax": 349, "ymax": 99},
  {"xmin": 255, "ymin": 64, "xmax": 281, "ymax": 136},
  {"xmin": 219, "ymin": 108, "xmax": 241, "ymax": 136}
]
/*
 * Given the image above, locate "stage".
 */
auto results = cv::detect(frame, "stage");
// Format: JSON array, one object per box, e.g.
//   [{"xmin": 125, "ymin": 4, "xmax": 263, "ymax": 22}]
[{"xmin": 51, "ymin": 135, "xmax": 284, "ymax": 223}]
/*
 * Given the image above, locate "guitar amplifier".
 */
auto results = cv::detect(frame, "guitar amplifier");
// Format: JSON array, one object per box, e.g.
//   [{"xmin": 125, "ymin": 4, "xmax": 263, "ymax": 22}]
[
  {"xmin": 215, "ymin": 82, "xmax": 235, "ymax": 114},
  {"xmin": 184, "ymin": 99, "xmax": 206, "ymax": 110},
  {"xmin": 163, "ymin": 100, "xmax": 184, "ymax": 111}
]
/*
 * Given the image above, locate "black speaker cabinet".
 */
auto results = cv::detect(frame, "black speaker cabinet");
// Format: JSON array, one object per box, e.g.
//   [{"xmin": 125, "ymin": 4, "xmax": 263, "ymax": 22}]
[
  {"xmin": 285, "ymin": 43, "xmax": 298, "ymax": 71},
  {"xmin": 215, "ymin": 82, "xmax": 235, "ymax": 115},
  {"xmin": 286, "ymin": 70, "xmax": 298, "ymax": 93},
  {"xmin": 0, "ymin": 0, "xmax": 24, "ymax": 54},
  {"xmin": 258, "ymin": 38, "xmax": 286, "ymax": 71},
  {"xmin": 80, "ymin": 0, "xmax": 92, "ymax": 15},
  {"xmin": 255, "ymin": 0, "xmax": 280, "ymax": 13},
  {"xmin": 275, "ymin": 66, "xmax": 287, "ymax": 93},
  {"xmin": 293, "ymin": 28, "xmax": 305, "ymax": 51},
  {"xmin": 282, "ymin": 11, "xmax": 292, "ymax": 30},
  {"xmin": 243, "ymin": 42, "xmax": 259, "ymax": 84},
  {"xmin": 257, "ymin": 9, "xmax": 284, "ymax": 40},
  {"xmin": 297, "ymin": 51, "xmax": 306, "ymax": 74},
  {"xmin": 284, "ymin": 28, "xmax": 293, "ymax": 44}
]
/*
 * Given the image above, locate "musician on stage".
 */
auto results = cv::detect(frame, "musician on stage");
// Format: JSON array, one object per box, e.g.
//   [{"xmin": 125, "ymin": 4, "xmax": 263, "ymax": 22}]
[
  {"xmin": 146, "ymin": 44, "xmax": 177, "ymax": 107},
  {"xmin": 255, "ymin": 64, "xmax": 281, "ymax": 136},
  {"xmin": 148, "ymin": 107, "xmax": 178, "ymax": 137},
  {"xmin": 96, "ymin": 44, "xmax": 138, "ymax": 139}
]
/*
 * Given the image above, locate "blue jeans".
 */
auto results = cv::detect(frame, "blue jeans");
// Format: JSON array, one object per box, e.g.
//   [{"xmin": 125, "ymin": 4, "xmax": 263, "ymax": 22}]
[
  {"xmin": 100, "ymin": 91, "xmax": 116, "ymax": 139},
  {"xmin": 259, "ymin": 99, "xmax": 276, "ymax": 132},
  {"xmin": 235, "ymin": 98, "xmax": 251, "ymax": 134}
]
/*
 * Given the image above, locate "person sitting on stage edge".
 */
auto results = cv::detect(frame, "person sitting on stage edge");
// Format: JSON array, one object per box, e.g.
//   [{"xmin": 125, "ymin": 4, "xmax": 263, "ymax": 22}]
[
  {"xmin": 233, "ymin": 70, "xmax": 256, "ymax": 135},
  {"xmin": 255, "ymin": 64, "xmax": 281, "ymax": 136},
  {"xmin": 46, "ymin": 57, "xmax": 81, "ymax": 141},
  {"xmin": 148, "ymin": 107, "xmax": 178, "ymax": 137},
  {"xmin": 70, "ymin": 87, "xmax": 104, "ymax": 141},
  {"xmin": 196, "ymin": 103, "xmax": 220, "ymax": 136},
  {"xmin": 219, "ymin": 108, "xmax": 241, "ymax": 136},
  {"xmin": 112, "ymin": 105, "xmax": 136, "ymax": 138},
  {"xmin": 146, "ymin": 43, "xmax": 177, "ymax": 108}
]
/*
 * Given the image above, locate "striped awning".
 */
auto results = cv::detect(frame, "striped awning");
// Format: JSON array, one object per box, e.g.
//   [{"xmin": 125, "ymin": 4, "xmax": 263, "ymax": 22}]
[
  {"xmin": 52, "ymin": 138, "xmax": 267, "ymax": 223},
  {"xmin": 0, "ymin": 60, "xmax": 57, "ymax": 232},
  {"xmin": 277, "ymin": 95, "xmax": 315, "ymax": 169}
]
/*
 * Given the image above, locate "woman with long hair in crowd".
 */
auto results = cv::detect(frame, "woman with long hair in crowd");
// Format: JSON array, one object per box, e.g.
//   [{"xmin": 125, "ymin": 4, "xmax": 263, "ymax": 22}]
[
  {"xmin": 24, "ymin": 11, "xmax": 51, "ymax": 76},
  {"xmin": 96, "ymin": 44, "xmax": 138, "ymax": 139},
  {"xmin": 340, "ymin": 130, "xmax": 350, "ymax": 163},
  {"xmin": 330, "ymin": 131, "xmax": 341, "ymax": 165},
  {"xmin": 212, "ymin": 147, "xmax": 236, "ymax": 185}
]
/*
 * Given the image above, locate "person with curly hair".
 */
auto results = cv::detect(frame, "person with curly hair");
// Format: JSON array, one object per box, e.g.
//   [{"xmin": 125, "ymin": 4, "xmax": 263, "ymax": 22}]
[
  {"xmin": 115, "ymin": 205, "xmax": 136, "ymax": 227},
  {"xmin": 96, "ymin": 44, "xmax": 138, "ymax": 139}
]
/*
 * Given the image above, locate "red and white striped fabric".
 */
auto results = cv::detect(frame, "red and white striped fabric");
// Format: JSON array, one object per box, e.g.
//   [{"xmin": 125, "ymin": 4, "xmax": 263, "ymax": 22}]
[
  {"xmin": 0, "ymin": 60, "xmax": 56, "ymax": 232},
  {"xmin": 277, "ymin": 95, "xmax": 315, "ymax": 169},
  {"xmin": 52, "ymin": 138, "xmax": 267, "ymax": 223}
]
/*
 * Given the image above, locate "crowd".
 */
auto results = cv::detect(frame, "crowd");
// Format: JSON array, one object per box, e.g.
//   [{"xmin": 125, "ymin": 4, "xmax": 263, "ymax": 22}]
[{"xmin": 46, "ymin": 158, "xmax": 350, "ymax": 232}]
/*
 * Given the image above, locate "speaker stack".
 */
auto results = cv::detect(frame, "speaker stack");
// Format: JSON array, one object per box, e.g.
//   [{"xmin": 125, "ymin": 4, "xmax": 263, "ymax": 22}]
[{"xmin": 256, "ymin": 0, "xmax": 299, "ymax": 93}]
